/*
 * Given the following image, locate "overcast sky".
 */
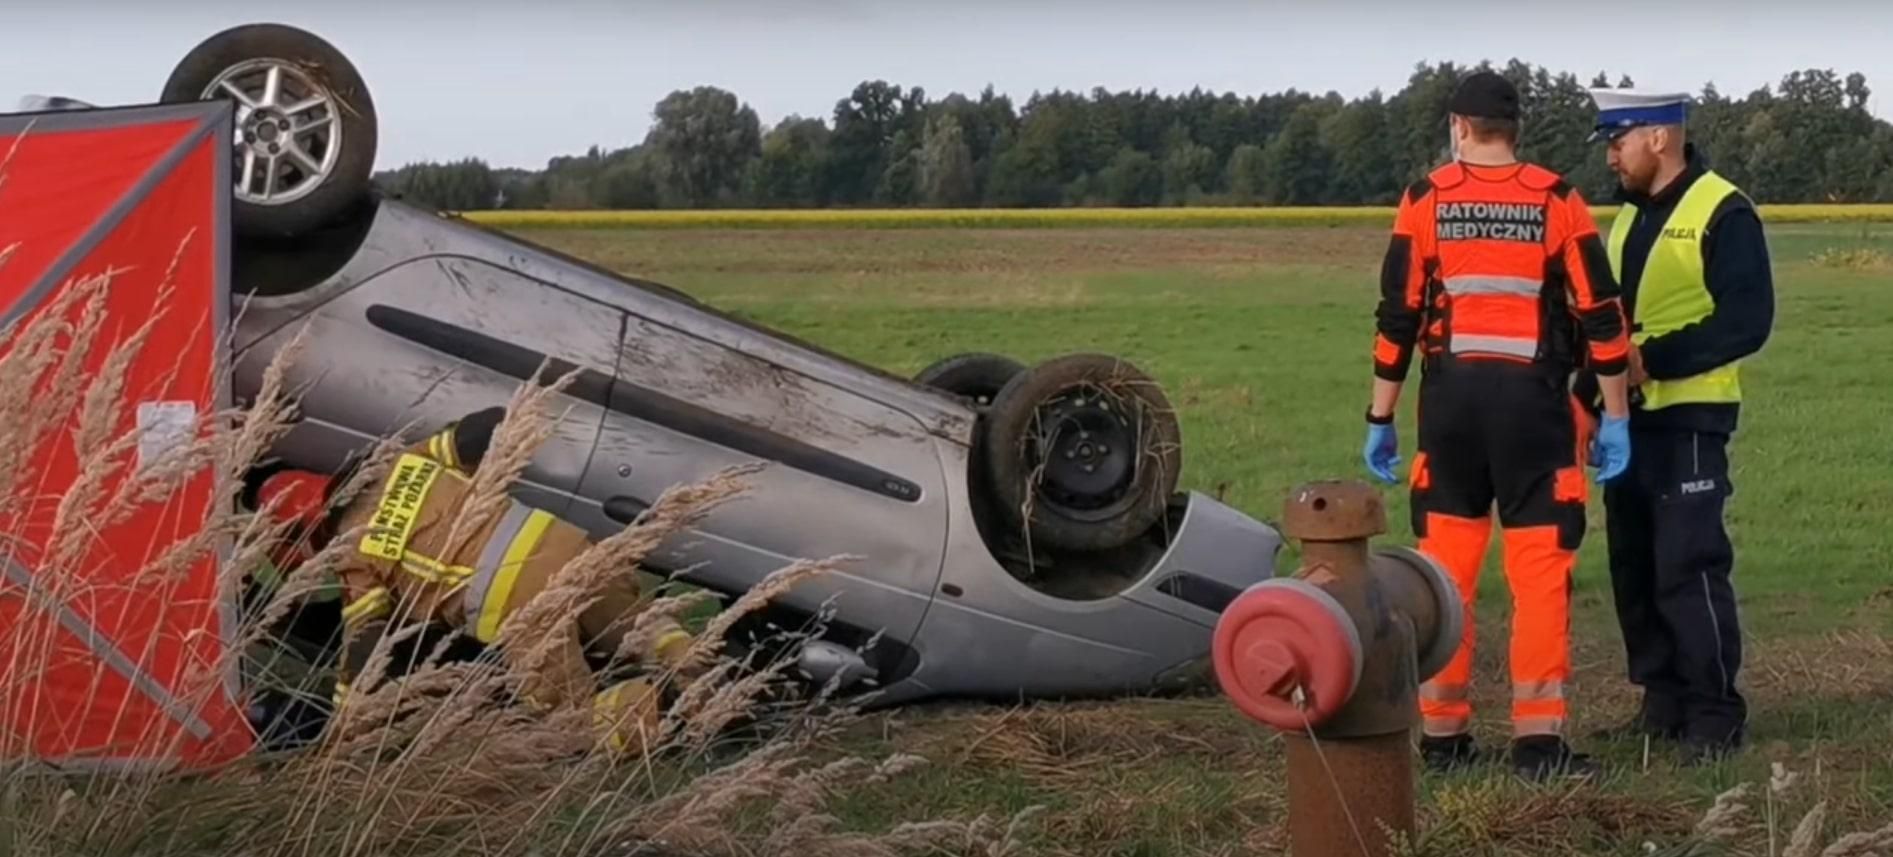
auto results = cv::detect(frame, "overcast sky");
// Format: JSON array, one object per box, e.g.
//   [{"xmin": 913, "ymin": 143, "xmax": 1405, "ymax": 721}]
[{"xmin": 5, "ymin": 0, "xmax": 1890, "ymax": 170}]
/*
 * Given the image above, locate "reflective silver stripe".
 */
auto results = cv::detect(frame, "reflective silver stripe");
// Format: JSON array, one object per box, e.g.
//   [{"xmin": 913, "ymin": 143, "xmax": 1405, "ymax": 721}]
[
  {"xmin": 1, "ymin": 555, "xmax": 213, "ymax": 740},
  {"xmin": 1423, "ymin": 714, "xmax": 1471, "ymax": 737},
  {"xmin": 1450, "ymin": 334, "xmax": 1538, "ymax": 358},
  {"xmin": 1513, "ymin": 680, "xmax": 1566, "ymax": 701},
  {"xmin": 1444, "ymin": 275, "xmax": 1542, "ymax": 298},
  {"xmin": 1513, "ymin": 716, "xmax": 1566, "ymax": 737},
  {"xmin": 1702, "ymin": 574, "xmax": 1731, "ymax": 696},
  {"xmin": 463, "ymin": 501, "xmax": 536, "ymax": 624}
]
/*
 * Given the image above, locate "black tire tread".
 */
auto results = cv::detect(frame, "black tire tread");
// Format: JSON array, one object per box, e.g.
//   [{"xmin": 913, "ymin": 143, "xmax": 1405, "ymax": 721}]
[
  {"xmin": 915, "ymin": 352, "xmax": 1026, "ymax": 404},
  {"xmin": 979, "ymin": 353, "xmax": 1182, "ymax": 553},
  {"xmin": 161, "ymin": 23, "xmax": 377, "ymax": 239}
]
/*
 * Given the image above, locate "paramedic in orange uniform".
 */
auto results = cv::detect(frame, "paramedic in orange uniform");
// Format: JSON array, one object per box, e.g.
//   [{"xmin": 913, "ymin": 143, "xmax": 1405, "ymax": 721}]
[{"xmin": 1362, "ymin": 71, "xmax": 1634, "ymax": 781}]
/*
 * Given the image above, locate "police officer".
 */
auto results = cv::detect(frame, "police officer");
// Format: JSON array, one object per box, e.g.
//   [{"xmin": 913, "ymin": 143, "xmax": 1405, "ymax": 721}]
[
  {"xmin": 1582, "ymin": 89, "xmax": 1775, "ymax": 765},
  {"xmin": 1365, "ymin": 70, "xmax": 1634, "ymax": 781}
]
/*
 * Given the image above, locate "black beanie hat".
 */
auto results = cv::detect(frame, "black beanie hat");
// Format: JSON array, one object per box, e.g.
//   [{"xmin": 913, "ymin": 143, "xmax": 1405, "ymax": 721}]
[{"xmin": 1450, "ymin": 71, "xmax": 1521, "ymax": 121}]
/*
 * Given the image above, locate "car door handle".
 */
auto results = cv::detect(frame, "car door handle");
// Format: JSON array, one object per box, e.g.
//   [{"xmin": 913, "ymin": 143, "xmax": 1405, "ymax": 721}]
[{"xmin": 603, "ymin": 495, "xmax": 650, "ymax": 525}]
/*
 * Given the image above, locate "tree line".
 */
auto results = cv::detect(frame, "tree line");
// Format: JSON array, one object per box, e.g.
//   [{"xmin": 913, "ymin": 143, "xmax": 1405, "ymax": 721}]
[{"xmin": 374, "ymin": 61, "xmax": 1893, "ymax": 211}]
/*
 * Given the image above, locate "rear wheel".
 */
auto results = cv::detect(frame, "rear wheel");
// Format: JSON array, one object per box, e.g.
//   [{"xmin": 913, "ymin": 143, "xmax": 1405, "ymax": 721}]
[
  {"xmin": 914, "ymin": 352, "xmax": 1026, "ymax": 406},
  {"xmin": 979, "ymin": 354, "xmax": 1182, "ymax": 553},
  {"xmin": 162, "ymin": 23, "xmax": 377, "ymax": 239}
]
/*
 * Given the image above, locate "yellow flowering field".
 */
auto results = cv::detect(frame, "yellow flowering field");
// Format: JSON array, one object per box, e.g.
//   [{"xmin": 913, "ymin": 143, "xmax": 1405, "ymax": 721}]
[{"xmin": 462, "ymin": 204, "xmax": 1893, "ymax": 230}]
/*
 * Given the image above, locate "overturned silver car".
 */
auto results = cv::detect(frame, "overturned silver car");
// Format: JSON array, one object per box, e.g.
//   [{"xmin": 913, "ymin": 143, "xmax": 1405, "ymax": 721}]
[{"xmin": 74, "ymin": 23, "xmax": 1290, "ymax": 707}]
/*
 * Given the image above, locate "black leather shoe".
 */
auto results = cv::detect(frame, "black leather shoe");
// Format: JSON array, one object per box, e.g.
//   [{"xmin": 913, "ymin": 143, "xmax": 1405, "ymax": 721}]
[
  {"xmin": 1511, "ymin": 736, "xmax": 1602, "ymax": 782},
  {"xmin": 1420, "ymin": 733, "xmax": 1479, "ymax": 772}
]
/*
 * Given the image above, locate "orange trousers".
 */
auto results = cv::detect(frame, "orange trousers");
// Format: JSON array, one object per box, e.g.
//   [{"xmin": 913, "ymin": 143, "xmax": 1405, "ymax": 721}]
[{"xmin": 1407, "ymin": 359, "xmax": 1592, "ymax": 739}]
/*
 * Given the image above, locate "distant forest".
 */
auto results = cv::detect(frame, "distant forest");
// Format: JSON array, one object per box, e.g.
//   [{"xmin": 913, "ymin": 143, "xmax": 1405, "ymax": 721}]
[{"xmin": 372, "ymin": 61, "xmax": 1893, "ymax": 210}]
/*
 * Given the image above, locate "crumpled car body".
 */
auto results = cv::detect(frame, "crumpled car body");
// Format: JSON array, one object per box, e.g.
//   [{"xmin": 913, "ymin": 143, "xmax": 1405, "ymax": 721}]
[
  {"xmin": 14, "ymin": 18, "xmax": 1288, "ymax": 707},
  {"xmin": 229, "ymin": 194, "xmax": 1286, "ymax": 706}
]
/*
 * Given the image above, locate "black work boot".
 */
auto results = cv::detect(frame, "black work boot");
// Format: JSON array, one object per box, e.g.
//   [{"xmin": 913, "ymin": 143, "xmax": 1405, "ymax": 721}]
[
  {"xmin": 1420, "ymin": 733, "xmax": 1480, "ymax": 772},
  {"xmin": 1587, "ymin": 698, "xmax": 1683, "ymax": 742},
  {"xmin": 1510, "ymin": 735, "xmax": 1601, "ymax": 782},
  {"xmin": 1680, "ymin": 724, "xmax": 1746, "ymax": 767}
]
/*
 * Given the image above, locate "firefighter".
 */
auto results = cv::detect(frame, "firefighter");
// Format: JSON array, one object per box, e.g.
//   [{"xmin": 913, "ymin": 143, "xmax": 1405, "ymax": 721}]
[
  {"xmin": 253, "ymin": 405, "xmax": 696, "ymax": 754},
  {"xmin": 1579, "ymin": 89, "xmax": 1774, "ymax": 766},
  {"xmin": 236, "ymin": 468, "xmax": 346, "ymax": 752},
  {"xmin": 1362, "ymin": 71, "xmax": 1635, "ymax": 781}
]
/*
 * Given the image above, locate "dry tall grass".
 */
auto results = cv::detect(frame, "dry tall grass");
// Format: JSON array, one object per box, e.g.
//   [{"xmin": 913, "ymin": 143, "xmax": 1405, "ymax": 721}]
[{"xmin": 0, "ymin": 223, "xmax": 1037, "ymax": 856}]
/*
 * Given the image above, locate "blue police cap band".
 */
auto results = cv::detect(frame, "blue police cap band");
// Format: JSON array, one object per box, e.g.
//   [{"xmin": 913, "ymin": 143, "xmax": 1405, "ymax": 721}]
[{"xmin": 1588, "ymin": 100, "xmax": 1687, "ymax": 142}]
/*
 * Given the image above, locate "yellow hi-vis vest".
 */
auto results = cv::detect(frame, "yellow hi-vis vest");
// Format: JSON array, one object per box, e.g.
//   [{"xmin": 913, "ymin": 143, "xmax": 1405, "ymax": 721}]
[{"xmin": 1606, "ymin": 169, "xmax": 1749, "ymax": 411}]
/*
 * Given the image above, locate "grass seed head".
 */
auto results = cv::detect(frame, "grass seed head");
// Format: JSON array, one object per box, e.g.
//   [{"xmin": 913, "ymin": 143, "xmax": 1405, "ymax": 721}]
[
  {"xmin": 1696, "ymin": 782, "xmax": 1754, "ymax": 841},
  {"xmin": 1786, "ymin": 801, "xmax": 1829, "ymax": 857},
  {"xmin": 1821, "ymin": 821, "xmax": 1893, "ymax": 857}
]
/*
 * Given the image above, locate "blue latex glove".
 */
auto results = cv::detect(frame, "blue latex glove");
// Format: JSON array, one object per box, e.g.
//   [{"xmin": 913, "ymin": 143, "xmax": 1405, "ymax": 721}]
[
  {"xmin": 1590, "ymin": 413, "xmax": 1630, "ymax": 483},
  {"xmin": 1363, "ymin": 422, "xmax": 1400, "ymax": 485}
]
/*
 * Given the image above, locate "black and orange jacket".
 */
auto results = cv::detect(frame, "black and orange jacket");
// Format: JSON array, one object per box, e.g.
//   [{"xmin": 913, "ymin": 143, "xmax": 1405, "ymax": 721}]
[{"xmin": 1372, "ymin": 160, "xmax": 1631, "ymax": 382}]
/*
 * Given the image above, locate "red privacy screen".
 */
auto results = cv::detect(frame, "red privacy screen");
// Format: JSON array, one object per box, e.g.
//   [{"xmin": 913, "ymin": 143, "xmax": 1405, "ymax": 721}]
[{"xmin": 0, "ymin": 100, "xmax": 252, "ymax": 770}]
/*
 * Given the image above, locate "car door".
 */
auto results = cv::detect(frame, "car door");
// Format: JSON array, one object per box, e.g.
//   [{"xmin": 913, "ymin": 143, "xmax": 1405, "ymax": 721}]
[
  {"xmin": 239, "ymin": 255, "xmax": 618, "ymax": 526},
  {"xmin": 570, "ymin": 306, "xmax": 950, "ymax": 652}
]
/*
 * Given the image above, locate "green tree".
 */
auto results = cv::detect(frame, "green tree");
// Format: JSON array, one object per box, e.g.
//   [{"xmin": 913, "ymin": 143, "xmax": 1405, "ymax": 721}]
[
  {"xmin": 1099, "ymin": 147, "xmax": 1161, "ymax": 206},
  {"xmin": 1162, "ymin": 140, "xmax": 1219, "ymax": 205},
  {"xmin": 381, "ymin": 60, "xmax": 1893, "ymax": 209},
  {"xmin": 596, "ymin": 148, "xmax": 662, "ymax": 209},
  {"xmin": 750, "ymin": 116, "xmax": 831, "ymax": 207},
  {"xmin": 1391, "ymin": 62, "xmax": 1465, "ymax": 184},
  {"xmin": 493, "ymin": 168, "xmax": 548, "ymax": 210},
  {"xmin": 1738, "ymin": 111, "xmax": 1799, "ymax": 202},
  {"xmin": 828, "ymin": 81, "xmax": 926, "ymax": 204},
  {"xmin": 984, "ymin": 115, "xmax": 1064, "ymax": 206},
  {"xmin": 1262, "ymin": 103, "xmax": 1332, "ymax": 204},
  {"xmin": 643, "ymin": 86, "xmax": 762, "ymax": 208},
  {"xmin": 1226, "ymin": 143, "xmax": 1268, "ymax": 203},
  {"xmin": 918, "ymin": 113, "xmax": 977, "ymax": 207},
  {"xmin": 877, "ymin": 130, "xmax": 922, "ymax": 205},
  {"xmin": 379, "ymin": 158, "xmax": 501, "ymax": 210},
  {"xmin": 1323, "ymin": 94, "xmax": 1397, "ymax": 204}
]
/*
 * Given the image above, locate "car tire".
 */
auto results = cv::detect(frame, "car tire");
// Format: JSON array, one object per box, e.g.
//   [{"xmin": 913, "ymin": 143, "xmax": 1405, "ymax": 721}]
[
  {"xmin": 980, "ymin": 353, "xmax": 1182, "ymax": 553},
  {"xmin": 161, "ymin": 23, "xmax": 377, "ymax": 239},
  {"xmin": 914, "ymin": 352, "xmax": 1026, "ymax": 407}
]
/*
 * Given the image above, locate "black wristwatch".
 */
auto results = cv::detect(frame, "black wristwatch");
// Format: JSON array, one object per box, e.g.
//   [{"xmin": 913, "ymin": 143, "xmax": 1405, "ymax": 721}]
[{"xmin": 1365, "ymin": 407, "xmax": 1394, "ymax": 425}]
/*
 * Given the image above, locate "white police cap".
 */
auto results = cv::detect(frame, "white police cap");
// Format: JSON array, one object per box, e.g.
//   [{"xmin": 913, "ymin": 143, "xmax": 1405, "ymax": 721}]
[{"xmin": 1587, "ymin": 88, "xmax": 1690, "ymax": 142}]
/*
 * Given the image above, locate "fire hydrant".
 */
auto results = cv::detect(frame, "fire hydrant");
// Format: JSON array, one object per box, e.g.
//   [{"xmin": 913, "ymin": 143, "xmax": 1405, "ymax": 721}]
[{"xmin": 1212, "ymin": 480, "xmax": 1464, "ymax": 857}]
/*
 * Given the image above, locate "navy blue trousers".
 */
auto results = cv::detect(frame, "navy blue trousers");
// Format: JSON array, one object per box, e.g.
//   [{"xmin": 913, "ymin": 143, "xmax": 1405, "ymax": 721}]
[{"xmin": 1602, "ymin": 426, "xmax": 1747, "ymax": 745}]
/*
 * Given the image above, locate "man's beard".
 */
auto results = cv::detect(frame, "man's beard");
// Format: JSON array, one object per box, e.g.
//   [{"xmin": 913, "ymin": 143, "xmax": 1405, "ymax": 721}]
[{"xmin": 1623, "ymin": 165, "xmax": 1656, "ymax": 194}]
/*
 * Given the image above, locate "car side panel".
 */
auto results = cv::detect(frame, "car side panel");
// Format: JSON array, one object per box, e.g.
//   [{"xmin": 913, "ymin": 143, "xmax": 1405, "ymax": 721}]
[
  {"xmin": 578, "ymin": 311, "xmax": 951, "ymax": 649},
  {"xmin": 359, "ymin": 203, "xmax": 979, "ymax": 446},
  {"xmin": 236, "ymin": 202, "xmax": 960, "ymax": 653},
  {"xmin": 232, "ymin": 255, "xmax": 619, "ymax": 527}
]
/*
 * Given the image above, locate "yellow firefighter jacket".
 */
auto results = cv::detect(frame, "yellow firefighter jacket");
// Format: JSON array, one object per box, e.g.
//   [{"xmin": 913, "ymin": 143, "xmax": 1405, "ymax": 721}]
[{"xmin": 327, "ymin": 407, "xmax": 690, "ymax": 713}]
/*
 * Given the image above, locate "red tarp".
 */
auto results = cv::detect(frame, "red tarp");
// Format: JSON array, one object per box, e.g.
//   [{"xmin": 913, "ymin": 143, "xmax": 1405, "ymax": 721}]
[{"xmin": 0, "ymin": 100, "xmax": 251, "ymax": 769}]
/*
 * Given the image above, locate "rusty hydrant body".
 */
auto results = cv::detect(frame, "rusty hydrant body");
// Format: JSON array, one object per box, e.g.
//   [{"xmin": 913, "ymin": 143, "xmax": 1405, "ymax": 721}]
[{"xmin": 1213, "ymin": 481, "xmax": 1463, "ymax": 857}]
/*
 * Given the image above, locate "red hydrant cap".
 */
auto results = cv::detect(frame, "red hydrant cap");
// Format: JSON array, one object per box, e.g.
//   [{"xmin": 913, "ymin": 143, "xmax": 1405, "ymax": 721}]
[{"xmin": 1212, "ymin": 578, "xmax": 1364, "ymax": 732}]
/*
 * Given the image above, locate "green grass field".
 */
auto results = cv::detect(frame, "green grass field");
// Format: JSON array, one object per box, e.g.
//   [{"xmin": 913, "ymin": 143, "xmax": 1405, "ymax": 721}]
[{"xmin": 505, "ymin": 220, "xmax": 1893, "ymax": 856}]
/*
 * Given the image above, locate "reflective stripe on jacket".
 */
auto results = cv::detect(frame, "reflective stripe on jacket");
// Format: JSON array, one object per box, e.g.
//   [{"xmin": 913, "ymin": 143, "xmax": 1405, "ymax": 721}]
[
  {"xmin": 332, "ymin": 429, "xmax": 592, "ymax": 642},
  {"xmin": 1372, "ymin": 160, "xmax": 1632, "ymax": 381}
]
